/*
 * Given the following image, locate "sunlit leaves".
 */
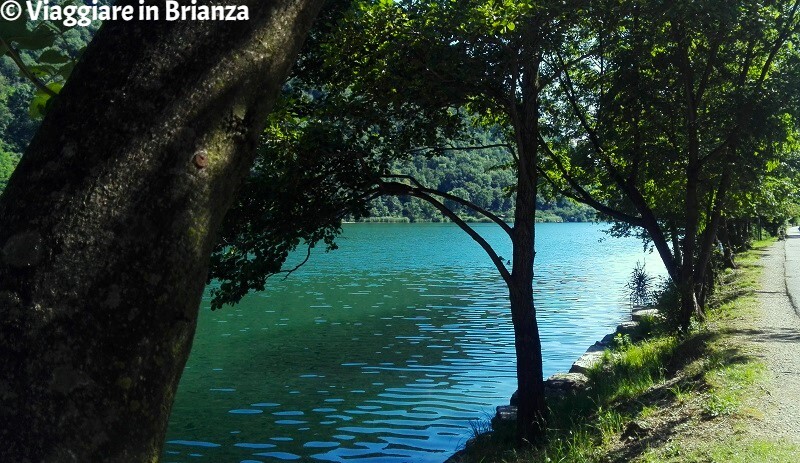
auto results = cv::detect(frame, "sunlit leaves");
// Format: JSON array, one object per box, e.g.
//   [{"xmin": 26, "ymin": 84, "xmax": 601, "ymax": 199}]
[
  {"xmin": 473, "ymin": 0, "xmax": 534, "ymax": 35},
  {"xmin": 1, "ymin": 13, "xmax": 84, "ymax": 119}
]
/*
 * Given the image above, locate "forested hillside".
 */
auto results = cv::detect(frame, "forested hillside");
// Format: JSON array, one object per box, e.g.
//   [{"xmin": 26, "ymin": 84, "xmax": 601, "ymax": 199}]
[
  {"xmin": 365, "ymin": 148, "xmax": 595, "ymax": 222},
  {"xmin": 0, "ymin": 58, "xmax": 35, "ymax": 189}
]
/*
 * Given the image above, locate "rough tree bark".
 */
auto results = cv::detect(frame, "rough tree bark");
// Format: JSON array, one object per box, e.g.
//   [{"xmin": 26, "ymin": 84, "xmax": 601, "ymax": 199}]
[
  {"xmin": 508, "ymin": 55, "xmax": 547, "ymax": 443},
  {"xmin": 0, "ymin": 0, "xmax": 324, "ymax": 460}
]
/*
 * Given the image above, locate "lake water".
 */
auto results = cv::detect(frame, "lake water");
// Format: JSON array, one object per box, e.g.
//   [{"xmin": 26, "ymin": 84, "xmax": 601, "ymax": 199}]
[{"xmin": 163, "ymin": 222, "xmax": 665, "ymax": 463}]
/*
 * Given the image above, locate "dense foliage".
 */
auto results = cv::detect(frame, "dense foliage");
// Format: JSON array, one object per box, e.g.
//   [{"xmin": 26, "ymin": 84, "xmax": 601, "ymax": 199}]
[
  {"xmin": 0, "ymin": 15, "xmax": 96, "ymax": 189},
  {"xmin": 538, "ymin": 0, "xmax": 800, "ymax": 326}
]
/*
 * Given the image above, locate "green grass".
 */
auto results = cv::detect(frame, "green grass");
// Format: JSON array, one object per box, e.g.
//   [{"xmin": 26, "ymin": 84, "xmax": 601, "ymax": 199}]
[
  {"xmin": 588, "ymin": 336, "xmax": 679, "ymax": 402},
  {"xmin": 459, "ymin": 324, "xmax": 683, "ymax": 463},
  {"xmin": 640, "ymin": 439, "xmax": 800, "ymax": 463},
  {"xmin": 705, "ymin": 440, "xmax": 800, "ymax": 463}
]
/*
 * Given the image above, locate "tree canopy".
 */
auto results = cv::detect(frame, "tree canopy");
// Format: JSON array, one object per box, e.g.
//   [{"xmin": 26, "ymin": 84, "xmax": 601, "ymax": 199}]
[{"xmin": 538, "ymin": 0, "xmax": 800, "ymax": 326}]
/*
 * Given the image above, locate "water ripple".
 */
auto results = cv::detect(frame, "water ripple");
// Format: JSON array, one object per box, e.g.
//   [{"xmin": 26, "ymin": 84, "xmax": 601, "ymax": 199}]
[{"xmin": 166, "ymin": 223, "xmax": 666, "ymax": 463}]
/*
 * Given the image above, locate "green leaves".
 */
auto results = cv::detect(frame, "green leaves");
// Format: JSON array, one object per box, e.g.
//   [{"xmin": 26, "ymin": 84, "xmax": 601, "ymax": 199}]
[
  {"xmin": 0, "ymin": 149, "xmax": 20, "ymax": 193},
  {"xmin": 0, "ymin": 20, "xmax": 58, "ymax": 50},
  {"xmin": 547, "ymin": 0, "xmax": 800, "ymax": 256},
  {"xmin": 28, "ymin": 82, "xmax": 62, "ymax": 119},
  {"xmin": 38, "ymin": 48, "xmax": 70, "ymax": 65},
  {"xmin": 1, "ymin": 17, "xmax": 83, "ymax": 119},
  {"xmin": 473, "ymin": 0, "xmax": 532, "ymax": 35}
]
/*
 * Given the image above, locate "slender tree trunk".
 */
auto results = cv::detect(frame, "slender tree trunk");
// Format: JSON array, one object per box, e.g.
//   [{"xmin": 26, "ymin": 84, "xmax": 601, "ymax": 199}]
[
  {"xmin": 679, "ymin": 168, "xmax": 701, "ymax": 330},
  {"xmin": 693, "ymin": 170, "xmax": 730, "ymax": 311},
  {"xmin": 640, "ymin": 216, "xmax": 680, "ymax": 283},
  {"xmin": 508, "ymin": 277, "xmax": 545, "ymax": 443},
  {"xmin": 678, "ymin": 148, "xmax": 701, "ymax": 329},
  {"xmin": 0, "ymin": 1, "xmax": 324, "ymax": 460},
  {"xmin": 676, "ymin": 25, "xmax": 702, "ymax": 331},
  {"xmin": 719, "ymin": 219, "xmax": 737, "ymax": 269},
  {"xmin": 698, "ymin": 260, "xmax": 716, "ymax": 308},
  {"xmin": 746, "ymin": 219, "xmax": 752, "ymax": 246},
  {"xmin": 509, "ymin": 58, "xmax": 547, "ymax": 444},
  {"xmin": 669, "ymin": 223, "xmax": 683, "ymax": 270}
]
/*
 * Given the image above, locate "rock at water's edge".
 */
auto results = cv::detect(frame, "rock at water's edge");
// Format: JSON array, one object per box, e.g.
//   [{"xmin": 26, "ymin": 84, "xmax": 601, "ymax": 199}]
[
  {"xmin": 569, "ymin": 341, "xmax": 606, "ymax": 374},
  {"xmin": 508, "ymin": 372, "xmax": 590, "ymax": 407},
  {"xmin": 616, "ymin": 320, "xmax": 639, "ymax": 335},
  {"xmin": 494, "ymin": 405, "xmax": 517, "ymax": 423},
  {"xmin": 544, "ymin": 372, "xmax": 590, "ymax": 398},
  {"xmin": 632, "ymin": 308, "xmax": 660, "ymax": 322}
]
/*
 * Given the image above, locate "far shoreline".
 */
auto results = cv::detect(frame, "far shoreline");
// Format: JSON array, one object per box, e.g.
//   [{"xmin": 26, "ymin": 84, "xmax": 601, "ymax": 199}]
[{"xmin": 342, "ymin": 218, "xmax": 599, "ymax": 224}]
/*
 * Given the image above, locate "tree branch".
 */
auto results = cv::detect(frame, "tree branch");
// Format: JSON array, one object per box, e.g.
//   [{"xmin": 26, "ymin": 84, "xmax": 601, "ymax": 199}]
[
  {"xmin": 695, "ymin": 29, "xmax": 723, "ymax": 104},
  {"xmin": 1, "ymin": 37, "xmax": 58, "ymax": 98},
  {"xmin": 757, "ymin": 0, "xmax": 800, "ymax": 85},
  {"xmin": 274, "ymin": 243, "xmax": 313, "ymax": 281},
  {"xmin": 537, "ymin": 136, "xmax": 645, "ymax": 227},
  {"xmin": 378, "ymin": 181, "xmax": 512, "ymax": 284},
  {"xmin": 557, "ymin": 53, "xmax": 605, "ymax": 157},
  {"xmin": 380, "ymin": 175, "xmax": 513, "ymax": 237}
]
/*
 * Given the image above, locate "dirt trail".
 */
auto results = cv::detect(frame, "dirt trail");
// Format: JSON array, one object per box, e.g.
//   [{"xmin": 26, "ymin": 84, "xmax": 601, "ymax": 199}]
[{"xmin": 748, "ymin": 226, "xmax": 800, "ymax": 443}]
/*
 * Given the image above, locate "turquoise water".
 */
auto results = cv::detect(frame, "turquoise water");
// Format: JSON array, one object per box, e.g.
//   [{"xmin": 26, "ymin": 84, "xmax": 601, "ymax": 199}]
[{"xmin": 164, "ymin": 222, "xmax": 665, "ymax": 462}]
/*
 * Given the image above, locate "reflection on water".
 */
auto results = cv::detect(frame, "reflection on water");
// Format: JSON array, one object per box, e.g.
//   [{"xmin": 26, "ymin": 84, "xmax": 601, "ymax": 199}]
[{"xmin": 164, "ymin": 223, "xmax": 665, "ymax": 462}]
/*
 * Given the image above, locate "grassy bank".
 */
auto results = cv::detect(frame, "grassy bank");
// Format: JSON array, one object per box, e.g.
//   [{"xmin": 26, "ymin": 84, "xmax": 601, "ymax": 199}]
[{"xmin": 454, "ymin": 239, "xmax": 800, "ymax": 463}]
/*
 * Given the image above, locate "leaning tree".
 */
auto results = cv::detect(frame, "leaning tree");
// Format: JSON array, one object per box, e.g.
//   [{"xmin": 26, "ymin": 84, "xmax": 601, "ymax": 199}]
[{"xmin": 0, "ymin": 0, "xmax": 325, "ymax": 459}]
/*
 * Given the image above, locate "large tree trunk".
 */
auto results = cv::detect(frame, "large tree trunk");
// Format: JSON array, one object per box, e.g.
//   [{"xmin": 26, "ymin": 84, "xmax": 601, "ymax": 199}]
[{"xmin": 0, "ymin": 1, "xmax": 324, "ymax": 460}]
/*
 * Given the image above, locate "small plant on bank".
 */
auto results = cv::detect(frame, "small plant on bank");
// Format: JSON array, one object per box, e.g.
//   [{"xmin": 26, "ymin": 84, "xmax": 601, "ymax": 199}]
[
  {"xmin": 594, "ymin": 407, "xmax": 626, "ymax": 444},
  {"xmin": 703, "ymin": 391, "xmax": 738, "ymax": 417},
  {"xmin": 612, "ymin": 333, "xmax": 633, "ymax": 350},
  {"xmin": 668, "ymin": 383, "xmax": 693, "ymax": 403},
  {"xmin": 626, "ymin": 261, "xmax": 655, "ymax": 307}
]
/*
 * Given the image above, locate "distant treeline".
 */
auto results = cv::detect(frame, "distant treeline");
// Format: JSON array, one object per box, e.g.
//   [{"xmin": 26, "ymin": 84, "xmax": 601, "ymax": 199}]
[{"xmin": 361, "ymin": 146, "xmax": 595, "ymax": 223}]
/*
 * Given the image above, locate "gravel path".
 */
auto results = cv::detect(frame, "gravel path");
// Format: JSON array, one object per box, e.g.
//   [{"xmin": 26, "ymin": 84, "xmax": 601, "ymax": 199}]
[{"xmin": 749, "ymin": 226, "xmax": 800, "ymax": 443}]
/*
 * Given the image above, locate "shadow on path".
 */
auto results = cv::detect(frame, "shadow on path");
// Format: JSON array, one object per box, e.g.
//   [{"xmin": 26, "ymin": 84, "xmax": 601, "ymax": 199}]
[{"xmin": 724, "ymin": 327, "xmax": 800, "ymax": 344}]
